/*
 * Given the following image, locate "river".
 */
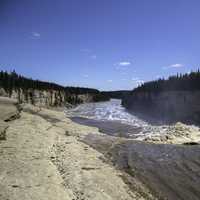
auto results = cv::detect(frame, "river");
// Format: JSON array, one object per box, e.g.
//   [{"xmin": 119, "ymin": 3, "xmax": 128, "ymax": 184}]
[
  {"xmin": 65, "ymin": 99, "xmax": 200, "ymax": 200},
  {"xmin": 65, "ymin": 99, "xmax": 168, "ymax": 140}
]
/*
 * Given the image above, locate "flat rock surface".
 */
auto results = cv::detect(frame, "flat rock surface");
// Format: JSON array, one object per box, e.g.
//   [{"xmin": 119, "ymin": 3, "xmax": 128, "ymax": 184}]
[
  {"xmin": 0, "ymin": 111, "xmax": 73, "ymax": 200},
  {"xmin": 0, "ymin": 97, "xmax": 18, "ymax": 121},
  {"xmin": 82, "ymin": 134, "xmax": 200, "ymax": 200},
  {"xmin": 5, "ymin": 99, "xmax": 200, "ymax": 200},
  {"xmin": 0, "ymin": 97, "xmax": 19, "ymax": 140},
  {"xmin": 0, "ymin": 102, "xmax": 148, "ymax": 200}
]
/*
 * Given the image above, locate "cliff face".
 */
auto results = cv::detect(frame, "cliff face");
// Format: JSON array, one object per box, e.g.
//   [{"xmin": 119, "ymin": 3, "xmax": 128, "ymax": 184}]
[
  {"xmin": 0, "ymin": 71, "xmax": 111, "ymax": 108},
  {"xmin": 0, "ymin": 88, "xmax": 105, "ymax": 108},
  {"xmin": 122, "ymin": 91, "xmax": 200, "ymax": 124},
  {"xmin": 10, "ymin": 88, "xmax": 66, "ymax": 107}
]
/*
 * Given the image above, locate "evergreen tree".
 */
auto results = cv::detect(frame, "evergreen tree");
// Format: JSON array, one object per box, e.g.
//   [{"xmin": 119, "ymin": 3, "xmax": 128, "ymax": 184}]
[{"xmin": 0, "ymin": 70, "xmax": 107, "ymax": 105}]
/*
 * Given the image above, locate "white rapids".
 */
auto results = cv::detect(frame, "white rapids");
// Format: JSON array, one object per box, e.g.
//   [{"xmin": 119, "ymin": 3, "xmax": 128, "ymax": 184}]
[{"xmin": 65, "ymin": 99, "xmax": 170, "ymax": 140}]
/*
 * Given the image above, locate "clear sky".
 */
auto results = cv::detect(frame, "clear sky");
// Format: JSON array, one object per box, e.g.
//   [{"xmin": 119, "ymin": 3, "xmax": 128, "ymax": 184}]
[{"xmin": 1, "ymin": 0, "xmax": 200, "ymax": 91}]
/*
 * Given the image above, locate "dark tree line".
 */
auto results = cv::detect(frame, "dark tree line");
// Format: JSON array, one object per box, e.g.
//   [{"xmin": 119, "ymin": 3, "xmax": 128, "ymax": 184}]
[
  {"xmin": 0, "ymin": 70, "xmax": 110, "ymax": 105},
  {"xmin": 0, "ymin": 70, "xmax": 100, "ymax": 96},
  {"xmin": 0, "ymin": 70, "xmax": 66, "ymax": 95},
  {"xmin": 132, "ymin": 70, "xmax": 200, "ymax": 94},
  {"xmin": 101, "ymin": 90, "xmax": 131, "ymax": 99}
]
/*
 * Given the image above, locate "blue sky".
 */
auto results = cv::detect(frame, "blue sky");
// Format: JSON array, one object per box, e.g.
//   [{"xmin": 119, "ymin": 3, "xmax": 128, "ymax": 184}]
[{"xmin": 0, "ymin": 0, "xmax": 200, "ymax": 91}]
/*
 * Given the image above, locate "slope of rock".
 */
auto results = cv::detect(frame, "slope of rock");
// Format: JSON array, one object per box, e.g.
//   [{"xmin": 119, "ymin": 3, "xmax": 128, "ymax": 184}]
[{"xmin": 0, "ymin": 99, "xmax": 148, "ymax": 200}]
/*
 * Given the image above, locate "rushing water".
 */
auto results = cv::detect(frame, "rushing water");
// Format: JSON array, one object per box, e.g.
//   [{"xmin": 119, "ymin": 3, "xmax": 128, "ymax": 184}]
[
  {"xmin": 66, "ymin": 99, "xmax": 147, "ymax": 126},
  {"xmin": 66, "ymin": 99, "xmax": 200, "ymax": 200},
  {"xmin": 65, "ymin": 99, "xmax": 168, "ymax": 139}
]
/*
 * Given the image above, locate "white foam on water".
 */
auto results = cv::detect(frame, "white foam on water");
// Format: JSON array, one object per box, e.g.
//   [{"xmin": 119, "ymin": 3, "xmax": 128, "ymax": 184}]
[
  {"xmin": 65, "ymin": 99, "xmax": 160, "ymax": 139},
  {"xmin": 66, "ymin": 99, "xmax": 145, "ymax": 123}
]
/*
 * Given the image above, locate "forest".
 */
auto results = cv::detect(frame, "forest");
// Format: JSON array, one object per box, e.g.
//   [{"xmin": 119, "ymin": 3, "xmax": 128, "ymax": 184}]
[
  {"xmin": 132, "ymin": 70, "xmax": 200, "ymax": 94},
  {"xmin": 0, "ymin": 70, "xmax": 109, "ymax": 105},
  {"xmin": 0, "ymin": 70, "xmax": 99, "ymax": 95},
  {"xmin": 101, "ymin": 90, "xmax": 130, "ymax": 99}
]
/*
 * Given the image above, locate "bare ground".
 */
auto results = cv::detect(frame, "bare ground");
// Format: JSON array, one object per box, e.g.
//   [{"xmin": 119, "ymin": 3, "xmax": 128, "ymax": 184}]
[
  {"xmin": 0, "ymin": 100, "xmax": 151, "ymax": 200},
  {"xmin": 2, "ymin": 98, "xmax": 200, "ymax": 200}
]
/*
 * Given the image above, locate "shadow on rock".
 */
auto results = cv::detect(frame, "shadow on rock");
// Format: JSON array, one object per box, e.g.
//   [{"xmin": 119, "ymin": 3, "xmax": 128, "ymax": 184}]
[{"xmin": 81, "ymin": 134, "xmax": 200, "ymax": 200}]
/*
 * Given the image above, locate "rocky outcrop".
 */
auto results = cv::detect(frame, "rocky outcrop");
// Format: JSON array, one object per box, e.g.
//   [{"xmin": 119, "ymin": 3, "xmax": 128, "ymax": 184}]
[
  {"xmin": 122, "ymin": 91, "xmax": 200, "ymax": 124},
  {"xmin": 0, "ymin": 71, "xmax": 110, "ymax": 107},
  {"xmin": 143, "ymin": 122, "xmax": 200, "ymax": 144},
  {"xmin": 0, "ymin": 88, "xmax": 108, "ymax": 108},
  {"xmin": 0, "ymin": 88, "xmax": 66, "ymax": 107}
]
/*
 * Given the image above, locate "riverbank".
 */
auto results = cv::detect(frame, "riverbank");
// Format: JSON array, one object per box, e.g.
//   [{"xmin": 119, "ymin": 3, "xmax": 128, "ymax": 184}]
[
  {"xmin": 143, "ymin": 122, "xmax": 200, "ymax": 144},
  {"xmin": 82, "ymin": 133, "xmax": 200, "ymax": 200},
  {"xmin": 0, "ymin": 97, "xmax": 152, "ymax": 200},
  {"xmin": 1, "ymin": 97, "xmax": 200, "ymax": 200},
  {"xmin": 67, "ymin": 99, "xmax": 200, "ymax": 145},
  {"xmin": 70, "ymin": 116, "xmax": 200, "ymax": 145}
]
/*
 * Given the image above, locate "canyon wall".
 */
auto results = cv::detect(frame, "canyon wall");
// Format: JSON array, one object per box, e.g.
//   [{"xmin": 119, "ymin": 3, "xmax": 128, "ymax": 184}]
[
  {"xmin": 122, "ymin": 91, "xmax": 200, "ymax": 124},
  {"xmin": 0, "ymin": 88, "xmax": 67, "ymax": 107},
  {"xmin": 0, "ymin": 88, "xmax": 107, "ymax": 108}
]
